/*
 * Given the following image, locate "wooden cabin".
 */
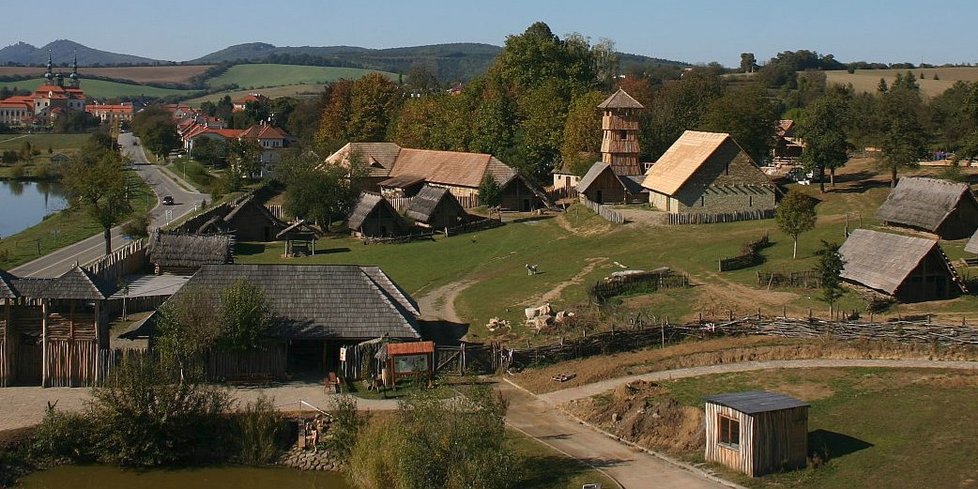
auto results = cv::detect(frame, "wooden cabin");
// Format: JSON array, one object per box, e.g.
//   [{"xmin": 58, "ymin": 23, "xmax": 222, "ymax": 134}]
[
  {"xmin": 642, "ymin": 131, "xmax": 777, "ymax": 219},
  {"xmin": 405, "ymin": 185, "xmax": 469, "ymax": 229},
  {"xmin": 0, "ymin": 265, "xmax": 114, "ymax": 387},
  {"xmin": 326, "ymin": 142, "xmax": 549, "ymax": 211},
  {"xmin": 221, "ymin": 195, "xmax": 287, "ymax": 242},
  {"xmin": 839, "ymin": 229, "xmax": 966, "ymax": 302},
  {"xmin": 576, "ymin": 162, "xmax": 647, "ymax": 204},
  {"xmin": 704, "ymin": 391, "xmax": 809, "ymax": 477},
  {"xmin": 773, "ymin": 119, "xmax": 803, "ymax": 160},
  {"xmin": 276, "ymin": 220, "xmax": 318, "ymax": 257},
  {"xmin": 152, "ymin": 264, "xmax": 422, "ymax": 381},
  {"xmin": 347, "ymin": 192, "xmax": 410, "ymax": 238},
  {"xmin": 147, "ymin": 231, "xmax": 233, "ymax": 275},
  {"xmin": 876, "ymin": 177, "xmax": 978, "ymax": 240}
]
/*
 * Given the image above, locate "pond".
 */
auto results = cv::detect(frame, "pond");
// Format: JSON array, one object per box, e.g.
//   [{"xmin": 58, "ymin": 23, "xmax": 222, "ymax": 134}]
[
  {"xmin": 19, "ymin": 465, "xmax": 352, "ymax": 489},
  {"xmin": 0, "ymin": 180, "xmax": 67, "ymax": 238}
]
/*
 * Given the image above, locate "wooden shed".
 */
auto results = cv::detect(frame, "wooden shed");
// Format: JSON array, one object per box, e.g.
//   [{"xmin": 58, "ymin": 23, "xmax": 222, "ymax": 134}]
[
  {"xmin": 704, "ymin": 391, "xmax": 809, "ymax": 477},
  {"xmin": 876, "ymin": 177, "xmax": 978, "ymax": 240},
  {"xmin": 347, "ymin": 192, "xmax": 410, "ymax": 238},
  {"xmin": 839, "ymin": 229, "xmax": 966, "ymax": 302},
  {"xmin": 147, "ymin": 231, "xmax": 233, "ymax": 275},
  {"xmin": 405, "ymin": 185, "xmax": 468, "ymax": 229},
  {"xmin": 221, "ymin": 195, "xmax": 287, "ymax": 242}
]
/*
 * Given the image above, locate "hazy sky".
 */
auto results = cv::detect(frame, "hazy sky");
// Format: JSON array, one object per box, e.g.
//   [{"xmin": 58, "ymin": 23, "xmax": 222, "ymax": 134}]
[{"xmin": 4, "ymin": 0, "xmax": 976, "ymax": 66}]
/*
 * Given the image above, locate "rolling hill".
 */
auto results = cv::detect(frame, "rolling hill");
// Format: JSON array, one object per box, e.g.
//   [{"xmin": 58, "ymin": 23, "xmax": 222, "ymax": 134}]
[
  {"xmin": 0, "ymin": 39, "xmax": 165, "ymax": 66},
  {"xmin": 0, "ymin": 78, "xmax": 193, "ymax": 99},
  {"xmin": 207, "ymin": 64, "xmax": 398, "ymax": 90}
]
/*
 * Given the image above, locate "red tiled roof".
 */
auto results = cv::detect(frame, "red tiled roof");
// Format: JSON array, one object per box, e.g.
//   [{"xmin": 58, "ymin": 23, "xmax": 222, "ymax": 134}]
[
  {"xmin": 387, "ymin": 341, "xmax": 435, "ymax": 355},
  {"xmin": 239, "ymin": 124, "xmax": 288, "ymax": 140}
]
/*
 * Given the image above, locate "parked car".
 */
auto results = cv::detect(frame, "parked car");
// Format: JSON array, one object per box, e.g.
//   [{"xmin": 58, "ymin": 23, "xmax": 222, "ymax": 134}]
[{"xmin": 162, "ymin": 196, "xmax": 174, "ymax": 205}]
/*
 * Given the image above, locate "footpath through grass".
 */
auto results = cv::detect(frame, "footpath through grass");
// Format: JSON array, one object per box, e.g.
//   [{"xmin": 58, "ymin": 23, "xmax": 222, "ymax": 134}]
[
  {"xmin": 661, "ymin": 367, "xmax": 978, "ymax": 488},
  {"xmin": 0, "ymin": 170, "xmax": 155, "ymax": 269}
]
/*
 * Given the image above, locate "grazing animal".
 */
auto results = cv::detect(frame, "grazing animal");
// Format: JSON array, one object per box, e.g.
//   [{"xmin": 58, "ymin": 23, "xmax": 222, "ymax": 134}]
[{"xmin": 526, "ymin": 264, "xmax": 539, "ymax": 275}]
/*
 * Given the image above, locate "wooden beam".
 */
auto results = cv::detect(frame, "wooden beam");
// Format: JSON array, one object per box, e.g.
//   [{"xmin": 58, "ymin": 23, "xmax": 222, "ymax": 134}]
[{"xmin": 41, "ymin": 300, "xmax": 48, "ymax": 388}]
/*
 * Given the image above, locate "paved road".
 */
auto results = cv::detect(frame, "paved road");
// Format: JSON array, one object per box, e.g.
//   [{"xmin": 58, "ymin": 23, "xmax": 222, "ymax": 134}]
[{"xmin": 11, "ymin": 134, "xmax": 207, "ymax": 278}]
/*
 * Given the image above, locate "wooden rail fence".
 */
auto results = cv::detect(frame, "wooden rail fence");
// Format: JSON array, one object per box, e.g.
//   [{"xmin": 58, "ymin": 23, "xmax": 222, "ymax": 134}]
[
  {"xmin": 579, "ymin": 195, "xmax": 625, "ymax": 224},
  {"xmin": 757, "ymin": 270, "xmax": 822, "ymax": 289},
  {"xmin": 589, "ymin": 271, "xmax": 690, "ymax": 304},
  {"xmin": 668, "ymin": 209, "xmax": 774, "ymax": 225}
]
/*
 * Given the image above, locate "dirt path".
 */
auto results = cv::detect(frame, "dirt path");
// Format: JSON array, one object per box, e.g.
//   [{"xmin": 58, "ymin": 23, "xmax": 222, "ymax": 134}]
[
  {"xmin": 526, "ymin": 256, "xmax": 608, "ymax": 305},
  {"xmin": 415, "ymin": 279, "xmax": 477, "ymax": 323},
  {"xmin": 537, "ymin": 358, "xmax": 978, "ymax": 405}
]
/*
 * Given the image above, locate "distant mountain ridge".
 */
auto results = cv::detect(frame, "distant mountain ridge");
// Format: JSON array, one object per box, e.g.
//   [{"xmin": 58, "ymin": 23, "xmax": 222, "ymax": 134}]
[
  {"xmin": 0, "ymin": 39, "xmax": 689, "ymax": 82},
  {"xmin": 0, "ymin": 40, "xmax": 164, "ymax": 66}
]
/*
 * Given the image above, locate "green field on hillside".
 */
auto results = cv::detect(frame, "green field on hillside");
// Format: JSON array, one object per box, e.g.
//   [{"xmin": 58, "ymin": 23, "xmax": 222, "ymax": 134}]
[
  {"xmin": 824, "ymin": 67, "xmax": 978, "ymax": 97},
  {"xmin": 206, "ymin": 64, "xmax": 398, "ymax": 90},
  {"xmin": 0, "ymin": 133, "xmax": 90, "ymax": 151},
  {"xmin": 0, "ymin": 78, "xmax": 195, "ymax": 99},
  {"xmin": 184, "ymin": 84, "xmax": 327, "ymax": 105}
]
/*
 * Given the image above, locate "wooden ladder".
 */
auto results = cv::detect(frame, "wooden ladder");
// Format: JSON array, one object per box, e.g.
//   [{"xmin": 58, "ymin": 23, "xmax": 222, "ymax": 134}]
[{"xmin": 938, "ymin": 246, "xmax": 969, "ymax": 293}]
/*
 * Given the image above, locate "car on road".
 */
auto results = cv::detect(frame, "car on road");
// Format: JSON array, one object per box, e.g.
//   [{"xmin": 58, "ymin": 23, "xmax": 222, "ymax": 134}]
[{"xmin": 162, "ymin": 196, "xmax": 174, "ymax": 205}]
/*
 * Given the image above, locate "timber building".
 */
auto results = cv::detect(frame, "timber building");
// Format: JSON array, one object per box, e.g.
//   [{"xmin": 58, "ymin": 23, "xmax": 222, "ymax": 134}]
[
  {"xmin": 347, "ymin": 192, "xmax": 410, "ymax": 238},
  {"xmin": 405, "ymin": 185, "xmax": 469, "ymax": 229},
  {"xmin": 575, "ymin": 89, "xmax": 650, "ymax": 204},
  {"xmin": 839, "ymin": 229, "xmax": 965, "ymax": 302},
  {"xmin": 641, "ymin": 131, "xmax": 777, "ymax": 218},
  {"xmin": 876, "ymin": 177, "xmax": 978, "ymax": 240},
  {"xmin": 704, "ymin": 391, "xmax": 809, "ymax": 477}
]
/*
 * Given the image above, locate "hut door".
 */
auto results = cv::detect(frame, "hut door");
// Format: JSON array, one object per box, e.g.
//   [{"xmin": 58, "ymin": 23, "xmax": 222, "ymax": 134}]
[
  {"xmin": 16, "ymin": 334, "xmax": 42, "ymax": 386},
  {"xmin": 595, "ymin": 191, "xmax": 603, "ymax": 204},
  {"xmin": 935, "ymin": 275, "xmax": 947, "ymax": 299},
  {"xmin": 523, "ymin": 199, "xmax": 531, "ymax": 212},
  {"xmin": 564, "ymin": 176, "xmax": 571, "ymax": 188}
]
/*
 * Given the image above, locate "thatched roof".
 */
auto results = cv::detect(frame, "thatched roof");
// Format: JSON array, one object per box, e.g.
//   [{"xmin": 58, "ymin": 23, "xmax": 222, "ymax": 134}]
[
  {"xmin": 0, "ymin": 269, "xmax": 18, "ymax": 299},
  {"xmin": 148, "ymin": 231, "xmax": 232, "ymax": 269},
  {"xmin": 876, "ymin": 177, "xmax": 976, "ymax": 233},
  {"xmin": 406, "ymin": 185, "xmax": 446, "ymax": 222},
  {"xmin": 276, "ymin": 220, "xmax": 318, "ymax": 240},
  {"xmin": 598, "ymin": 89, "xmax": 645, "ymax": 110},
  {"xmin": 347, "ymin": 192, "xmax": 401, "ymax": 230},
  {"xmin": 966, "ymin": 229, "xmax": 978, "ymax": 254},
  {"xmin": 223, "ymin": 194, "xmax": 284, "ymax": 228},
  {"xmin": 5, "ymin": 265, "xmax": 116, "ymax": 300},
  {"xmin": 642, "ymin": 131, "xmax": 752, "ymax": 195},
  {"xmin": 379, "ymin": 174, "xmax": 425, "ymax": 189},
  {"xmin": 168, "ymin": 264, "xmax": 421, "ymax": 340},
  {"xmin": 325, "ymin": 142, "xmax": 402, "ymax": 178},
  {"xmin": 839, "ymin": 229, "xmax": 945, "ymax": 295}
]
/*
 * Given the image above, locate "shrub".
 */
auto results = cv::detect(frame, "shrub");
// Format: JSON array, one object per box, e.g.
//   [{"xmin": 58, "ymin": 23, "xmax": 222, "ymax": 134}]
[
  {"xmin": 236, "ymin": 394, "xmax": 286, "ymax": 465},
  {"xmin": 348, "ymin": 417, "xmax": 404, "ymax": 489},
  {"xmin": 122, "ymin": 211, "xmax": 151, "ymax": 239},
  {"xmin": 325, "ymin": 395, "xmax": 369, "ymax": 463},
  {"xmin": 30, "ymin": 408, "xmax": 96, "ymax": 464}
]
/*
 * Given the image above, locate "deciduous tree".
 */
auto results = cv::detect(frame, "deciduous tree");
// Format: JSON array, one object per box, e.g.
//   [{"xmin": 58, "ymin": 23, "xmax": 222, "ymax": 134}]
[
  {"xmin": 797, "ymin": 87, "xmax": 852, "ymax": 191},
  {"xmin": 776, "ymin": 189, "xmax": 818, "ymax": 259},
  {"xmin": 62, "ymin": 146, "xmax": 132, "ymax": 255},
  {"xmin": 701, "ymin": 83, "xmax": 779, "ymax": 164},
  {"xmin": 814, "ymin": 240, "xmax": 846, "ymax": 315}
]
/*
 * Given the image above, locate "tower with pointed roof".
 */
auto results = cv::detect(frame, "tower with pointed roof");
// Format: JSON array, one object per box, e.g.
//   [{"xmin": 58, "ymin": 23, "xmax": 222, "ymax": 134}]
[
  {"xmin": 44, "ymin": 51, "xmax": 53, "ymax": 81},
  {"xmin": 69, "ymin": 51, "xmax": 79, "ymax": 88},
  {"xmin": 598, "ymin": 88, "xmax": 645, "ymax": 176}
]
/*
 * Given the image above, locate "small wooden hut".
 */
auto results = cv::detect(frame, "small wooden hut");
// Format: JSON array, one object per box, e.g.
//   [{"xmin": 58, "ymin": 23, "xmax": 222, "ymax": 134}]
[
  {"xmin": 221, "ymin": 195, "xmax": 287, "ymax": 242},
  {"xmin": 839, "ymin": 229, "xmax": 965, "ymax": 302},
  {"xmin": 405, "ymin": 185, "xmax": 468, "ymax": 229},
  {"xmin": 347, "ymin": 192, "xmax": 410, "ymax": 238},
  {"xmin": 704, "ymin": 391, "xmax": 809, "ymax": 477},
  {"xmin": 876, "ymin": 177, "xmax": 978, "ymax": 240},
  {"xmin": 147, "ymin": 231, "xmax": 233, "ymax": 275},
  {"xmin": 576, "ymin": 162, "xmax": 647, "ymax": 204},
  {"xmin": 277, "ymin": 220, "xmax": 318, "ymax": 257}
]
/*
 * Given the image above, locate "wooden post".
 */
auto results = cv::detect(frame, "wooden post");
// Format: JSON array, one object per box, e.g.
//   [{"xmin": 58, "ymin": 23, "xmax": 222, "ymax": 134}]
[
  {"xmin": 41, "ymin": 300, "xmax": 48, "ymax": 388},
  {"xmin": 660, "ymin": 320, "xmax": 665, "ymax": 348}
]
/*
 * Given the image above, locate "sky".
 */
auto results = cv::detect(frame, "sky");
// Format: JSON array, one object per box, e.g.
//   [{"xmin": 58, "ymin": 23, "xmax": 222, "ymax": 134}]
[{"xmin": 4, "ymin": 0, "xmax": 978, "ymax": 66}]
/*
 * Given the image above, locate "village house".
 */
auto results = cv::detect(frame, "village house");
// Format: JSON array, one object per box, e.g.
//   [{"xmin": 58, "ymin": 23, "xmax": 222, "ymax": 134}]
[
  {"xmin": 574, "ymin": 88, "xmax": 650, "ymax": 204},
  {"xmin": 772, "ymin": 119, "xmax": 803, "ymax": 160},
  {"xmin": 704, "ymin": 391, "xmax": 809, "ymax": 477},
  {"xmin": 347, "ymin": 192, "xmax": 411, "ymax": 238},
  {"xmin": 0, "ymin": 53, "xmax": 85, "ymax": 127},
  {"xmin": 405, "ymin": 185, "xmax": 469, "ymax": 229},
  {"xmin": 85, "ymin": 102, "xmax": 134, "ymax": 124},
  {"xmin": 641, "ymin": 130, "xmax": 777, "ymax": 219},
  {"xmin": 876, "ymin": 177, "xmax": 978, "ymax": 240},
  {"xmin": 325, "ymin": 142, "xmax": 548, "ymax": 211},
  {"xmin": 198, "ymin": 194, "xmax": 286, "ymax": 242},
  {"xmin": 147, "ymin": 231, "xmax": 233, "ymax": 275},
  {"xmin": 839, "ymin": 229, "xmax": 965, "ymax": 302},
  {"xmin": 233, "ymin": 93, "xmax": 268, "ymax": 112},
  {"xmin": 152, "ymin": 264, "xmax": 422, "ymax": 380},
  {"xmin": 0, "ymin": 265, "xmax": 115, "ymax": 387}
]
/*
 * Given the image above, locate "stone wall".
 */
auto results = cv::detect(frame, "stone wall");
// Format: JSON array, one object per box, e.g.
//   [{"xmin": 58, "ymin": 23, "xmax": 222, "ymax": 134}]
[{"xmin": 277, "ymin": 446, "xmax": 341, "ymax": 472}]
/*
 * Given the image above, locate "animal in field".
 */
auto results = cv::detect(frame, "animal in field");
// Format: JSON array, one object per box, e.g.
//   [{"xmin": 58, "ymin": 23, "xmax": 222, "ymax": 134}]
[{"xmin": 526, "ymin": 263, "xmax": 539, "ymax": 275}]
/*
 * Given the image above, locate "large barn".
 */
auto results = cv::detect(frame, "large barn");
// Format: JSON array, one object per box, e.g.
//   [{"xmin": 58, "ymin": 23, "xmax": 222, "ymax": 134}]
[
  {"xmin": 839, "ymin": 229, "xmax": 965, "ymax": 302},
  {"xmin": 642, "ymin": 131, "xmax": 777, "ymax": 218},
  {"xmin": 325, "ymin": 142, "xmax": 548, "ymax": 211},
  {"xmin": 154, "ymin": 264, "xmax": 421, "ymax": 379},
  {"xmin": 875, "ymin": 177, "xmax": 978, "ymax": 240}
]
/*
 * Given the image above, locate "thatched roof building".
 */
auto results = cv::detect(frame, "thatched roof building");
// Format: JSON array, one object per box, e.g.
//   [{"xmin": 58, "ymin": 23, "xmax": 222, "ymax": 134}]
[
  {"xmin": 405, "ymin": 185, "xmax": 468, "ymax": 228},
  {"xmin": 147, "ymin": 231, "xmax": 233, "ymax": 274},
  {"xmin": 839, "ymin": 229, "xmax": 965, "ymax": 302},
  {"xmin": 347, "ymin": 192, "xmax": 409, "ymax": 238},
  {"xmin": 642, "ymin": 131, "xmax": 776, "ymax": 217},
  {"xmin": 876, "ymin": 177, "xmax": 978, "ymax": 240}
]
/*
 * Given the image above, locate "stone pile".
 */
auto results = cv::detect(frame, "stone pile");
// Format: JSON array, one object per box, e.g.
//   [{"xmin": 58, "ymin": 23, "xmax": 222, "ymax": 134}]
[{"xmin": 277, "ymin": 446, "xmax": 341, "ymax": 472}]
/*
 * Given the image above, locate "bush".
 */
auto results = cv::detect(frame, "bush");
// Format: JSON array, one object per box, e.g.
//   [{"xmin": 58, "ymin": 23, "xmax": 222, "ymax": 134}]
[
  {"xmin": 236, "ymin": 394, "xmax": 286, "ymax": 465},
  {"xmin": 348, "ymin": 417, "xmax": 404, "ymax": 489},
  {"xmin": 122, "ymin": 211, "xmax": 151, "ymax": 239},
  {"xmin": 325, "ymin": 395, "xmax": 369, "ymax": 463},
  {"xmin": 30, "ymin": 409, "xmax": 96, "ymax": 465}
]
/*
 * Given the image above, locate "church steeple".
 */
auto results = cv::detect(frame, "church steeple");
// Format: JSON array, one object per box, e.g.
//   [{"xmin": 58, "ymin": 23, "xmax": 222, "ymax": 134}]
[
  {"xmin": 44, "ymin": 51, "xmax": 53, "ymax": 81},
  {"xmin": 598, "ymin": 88, "xmax": 645, "ymax": 176},
  {"xmin": 69, "ymin": 50, "xmax": 79, "ymax": 87}
]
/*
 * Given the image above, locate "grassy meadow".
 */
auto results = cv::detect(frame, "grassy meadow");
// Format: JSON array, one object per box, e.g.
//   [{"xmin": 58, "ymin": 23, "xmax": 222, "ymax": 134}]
[
  {"xmin": 655, "ymin": 367, "xmax": 978, "ymax": 488},
  {"xmin": 236, "ymin": 158, "xmax": 978, "ymax": 343},
  {"xmin": 183, "ymin": 84, "xmax": 327, "ymax": 105},
  {"xmin": 0, "ymin": 65, "xmax": 213, "ymax": 85},
  {"xmin": 206, "ymin": 64, "xmax": 398, "ymax": 90},
  {"xmin": 0, "ymin": 77, "xmax": 195, "ymax": 99},
  {"xmin": 823, "ymin": 67, "xmax": 978, "ymax": 97}
]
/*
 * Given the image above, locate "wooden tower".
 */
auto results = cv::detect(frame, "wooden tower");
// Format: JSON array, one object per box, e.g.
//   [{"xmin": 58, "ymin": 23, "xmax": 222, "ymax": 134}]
[{"xmin": 598, "ymin": 88, "xmax": 645, "ymax": 176}]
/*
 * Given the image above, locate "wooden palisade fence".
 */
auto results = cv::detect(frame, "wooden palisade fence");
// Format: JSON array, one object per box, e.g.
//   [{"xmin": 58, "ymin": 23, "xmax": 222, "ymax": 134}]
[
  {"xmin": 579, "ymin": 195, "xmax": 625, "ymax": 224},
  {"xmin": 589, "ymin": 270, "xmax": 690, "ymax": 304},
  {"xmin": 668, "ymin": 209, "xmax": 774, "ymax": 225}
]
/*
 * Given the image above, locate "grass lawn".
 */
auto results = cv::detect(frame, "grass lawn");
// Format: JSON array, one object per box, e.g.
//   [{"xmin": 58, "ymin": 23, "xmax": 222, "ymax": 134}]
[
  {"xmin": 236, "ymin": 159, "xmax": 978, "ymax": 342},
  {"xmin": 184, "ymin": 84, "xmax": 328, "ymax": 105},
  {"xmin": 0, "ymin": 78, "xmax": 195, "ymax": 99},
  {"xmin": 166, "ymin": 158, "xmax": 215, "ymax": 192},
  {"xmin": 0, "ymin": 133, "xmax": 91, "ymax": 152},
  {"xmin": 657, "ymin": 367, "xmax": 978, "ymax": 488},
  {"xmin": 0, "ymin": 169, "xmax": 155, "ymax": 269},
  {"xmin": 206, "ymin": 64, "xmax": 398, "ymax": 90}
]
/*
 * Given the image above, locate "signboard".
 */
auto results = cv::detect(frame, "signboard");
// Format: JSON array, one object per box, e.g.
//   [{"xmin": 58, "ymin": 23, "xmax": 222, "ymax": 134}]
[
  {"xmin": 393, "ymin": 354, "xmax": 429, "ymax": 375},
  {"xmin": 339, "ymin": 346, "xmax": 347, "ymax": 362}
]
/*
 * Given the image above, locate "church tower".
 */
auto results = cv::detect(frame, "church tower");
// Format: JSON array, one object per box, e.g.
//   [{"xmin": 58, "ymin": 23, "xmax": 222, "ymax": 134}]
[
  {"xmin": 69, "ymin": 51, "xmax": 79, "ymax": 88},
  {"xmin": 44, "ymin": 51, "xmax": 53, "ymax": 81},
  {"xmin": 598, "ymin": 88, "xmax": 645, "ymax": 176}
]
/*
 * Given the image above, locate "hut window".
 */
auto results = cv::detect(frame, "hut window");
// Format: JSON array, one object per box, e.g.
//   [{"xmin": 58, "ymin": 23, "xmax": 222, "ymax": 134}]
[
  {"xmin": 749, "ymin": 196, "xmax": 753, "ymax": 207},
  {"xmin": 700, "ymin": 196, "xmax": 705, "ymax": 207},
  {"xmin": 618, "ymin": 130, "xmax": 627, "ymax": 140},
  {"xmin": 718, "ymin": 415, "xmax": 740, "ymax": 448}
]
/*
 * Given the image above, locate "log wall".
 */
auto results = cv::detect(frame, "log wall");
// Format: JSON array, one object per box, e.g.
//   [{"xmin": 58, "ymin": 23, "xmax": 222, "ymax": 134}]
[{"xmin": 704, "ymin": 403, "xmax": 754, "ymax": 475}]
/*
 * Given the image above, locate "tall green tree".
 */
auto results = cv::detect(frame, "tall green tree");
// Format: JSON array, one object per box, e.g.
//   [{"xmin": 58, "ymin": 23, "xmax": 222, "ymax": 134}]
[
  {"xmin": 228, "ymin": 138, "xmax": 262, "ymax": 177},
  {"xmin": 315, "ymin": 79, "xmax": 354, "ymax": 154},
  {"xmin": 62, "ymin": 145, "xmax": 132, "ymax": 255},
  {"xmin": 814, "ymin": 240, "xmax": 846, "ymax": 316},
  {"xmin": 154, "ymin": 286, "xmax": 221, "ymax": 370},
  {"xmin": 348, "ymin": 73, "xmax": 404, "ymax": 142},
  {"xmin": 877, "ymin": 86, "xmax": 927, "ymax": 187},
  {"xmin": 797, "ymin": 87, "xmax": 852, "ymax": 191},
  {"xmin": 701, "ymin": 83, "xmax": 779, "ymax": 163},
  {"xmin": 218, "ymin": 280, "xmax": 272, "ymax": 352},
  {"xmin": 132, "ymin": 105, "xmax": 179, "ymax": 160},
  {"xmin": 278, "ymin": 151, "xmax": 362, "ymax": 226},
  {"xmin": 560, "ymin": 91, "xmax": 606, "ymax": 176},
  {"xmin": 775, "ymin": 189, "xmax": 818, "ymax": 259}
]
